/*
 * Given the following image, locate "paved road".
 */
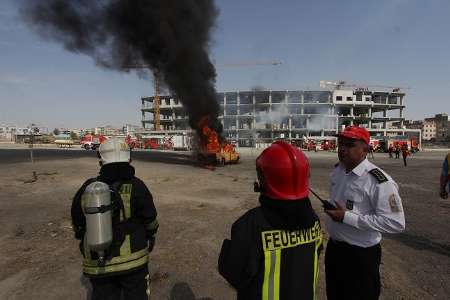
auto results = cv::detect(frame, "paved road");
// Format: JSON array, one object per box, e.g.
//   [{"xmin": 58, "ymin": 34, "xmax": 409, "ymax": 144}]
[{"xmin": 0, "ymin": 148, "xmax": 195, "ymax": 166}]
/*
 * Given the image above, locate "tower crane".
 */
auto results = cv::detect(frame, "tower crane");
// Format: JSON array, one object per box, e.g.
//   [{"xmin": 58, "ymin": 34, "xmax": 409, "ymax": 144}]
[
  {"xmin": 124, "ymin": 64, "xmax": 161, "ymax": 131},
  {"xmin": 220, "ymin": 60, "xmax": 282, "ymax": 67}
]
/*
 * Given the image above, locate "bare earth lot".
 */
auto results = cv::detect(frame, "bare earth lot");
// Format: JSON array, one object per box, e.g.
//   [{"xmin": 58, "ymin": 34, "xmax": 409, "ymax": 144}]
[{"xmin": 0, "ymin": 147, "xmax": 449, "ymax": 299}]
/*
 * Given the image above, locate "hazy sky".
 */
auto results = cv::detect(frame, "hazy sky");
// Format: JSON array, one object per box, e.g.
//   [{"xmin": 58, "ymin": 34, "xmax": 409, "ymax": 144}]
[{"xmin": 1, "ymin": 0, "xmax": 449, "ymax": 129}]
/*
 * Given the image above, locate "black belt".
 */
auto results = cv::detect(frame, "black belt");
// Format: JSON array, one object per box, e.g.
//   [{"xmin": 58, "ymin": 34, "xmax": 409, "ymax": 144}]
[{"xmin": 330, "ymin": 238, "xmax": 380, "ymax": 250}]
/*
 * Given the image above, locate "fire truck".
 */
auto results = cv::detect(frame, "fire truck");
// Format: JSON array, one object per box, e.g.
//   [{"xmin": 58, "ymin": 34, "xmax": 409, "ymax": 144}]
[{"xmin": 80, "ymin": 134, "xmax": 106, "ymax": 150}]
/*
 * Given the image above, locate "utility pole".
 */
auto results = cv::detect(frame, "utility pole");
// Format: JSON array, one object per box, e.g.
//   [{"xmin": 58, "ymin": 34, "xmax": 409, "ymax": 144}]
[{"xmin": 29, "ymin": 124, "xmax": 38, "ymax": 182}]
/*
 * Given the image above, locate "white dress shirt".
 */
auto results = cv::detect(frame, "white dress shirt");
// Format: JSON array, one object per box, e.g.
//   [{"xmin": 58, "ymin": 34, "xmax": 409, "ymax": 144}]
[{"xmin": 325, "ymin": 158, "xmax": 405, "ymax": 247}]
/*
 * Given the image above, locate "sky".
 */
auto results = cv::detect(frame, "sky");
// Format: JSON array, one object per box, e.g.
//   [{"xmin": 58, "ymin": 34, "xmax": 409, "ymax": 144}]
[{"xmin": 0, "ymin": 0, "xmax": 449, "ymax": 129}]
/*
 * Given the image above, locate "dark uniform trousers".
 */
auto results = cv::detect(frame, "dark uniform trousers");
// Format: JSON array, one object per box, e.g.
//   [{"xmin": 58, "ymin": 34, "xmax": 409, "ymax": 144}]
[
  {"xmin": 90, "ymin": 266, "xmax": 149, "ymax": 300},
  {"xmin": 325, "ymin": 239, "xmax": 381, "ymax": 300}
]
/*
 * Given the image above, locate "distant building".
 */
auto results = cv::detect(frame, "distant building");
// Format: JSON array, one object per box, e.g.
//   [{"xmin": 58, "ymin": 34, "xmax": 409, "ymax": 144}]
[
  {"xmin": 422, "ymin": 119, "xmax": 436, "ymax": 141},
  {"xmin": 423, "ymin": 114, "xmax": 449, "ymax": 142},
  {"xmin": 122, "ymin": 124, "xmax": 144, "ymax": 136}
]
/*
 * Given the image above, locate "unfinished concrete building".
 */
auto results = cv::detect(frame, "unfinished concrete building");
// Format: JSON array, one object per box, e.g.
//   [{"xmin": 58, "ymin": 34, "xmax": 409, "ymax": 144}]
[{"xmin": 141, "ymin": 89, "xmax": 418, "ymax": 147}]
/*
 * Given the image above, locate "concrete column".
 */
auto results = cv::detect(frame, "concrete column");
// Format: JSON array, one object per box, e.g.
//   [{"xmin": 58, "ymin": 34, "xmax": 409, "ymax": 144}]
[
  {"xmin": 289, "ymin": 117, "xmax": 292, "ymax": 139},
  {"xmin": 350, "ymin": 106, "xmax": 354, "ymax": 116},
  {"xmin": 237, "ymin": 93, "xmax": 240, "ymax": 116},
  {"xmin": 369, "ymin": 107, "xmax": 372, "ymax": 117},
  {"xmin": 400, "ymin": 108, "xmax": 404, "ymax": 118}
]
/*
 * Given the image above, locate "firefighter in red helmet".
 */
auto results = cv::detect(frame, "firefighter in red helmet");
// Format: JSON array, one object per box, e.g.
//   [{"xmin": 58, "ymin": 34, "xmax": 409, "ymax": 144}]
[{"xmin": 218, "ymin": 141, "xmax": 323, "ymax": 300}]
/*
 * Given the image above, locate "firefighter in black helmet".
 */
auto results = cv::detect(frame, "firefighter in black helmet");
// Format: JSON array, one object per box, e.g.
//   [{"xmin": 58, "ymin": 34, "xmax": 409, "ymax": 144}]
[
  {"xmin": 218, "ymin": 141, "xmax": 323, "ymax": 300},
  {"xmin": 71, "ymin": 137, "xmax": 158, "ymax": 300}
]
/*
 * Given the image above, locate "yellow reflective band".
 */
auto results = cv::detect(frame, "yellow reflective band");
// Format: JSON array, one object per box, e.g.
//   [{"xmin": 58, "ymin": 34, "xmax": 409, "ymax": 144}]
[
  {"xmin": 273, "ymin": 249, "xmax": 281, "ymax": 300},
  {"xmin": 261, "ymin": 221, "xmax": 321, "ymax": 252},
  {"xmin": 116, "ymin": 183, "xmax": 132, "ymax": 256},
  {"xmin": 83, "ymin": 251, "xmax": 148, "ymax": 275},
  {"xmin": 83, "ymin": 247, "xmax": 148, "ymax": 267},
  {"xmin": 119, "ymin": 184, "xmax": 132, "ymax": 220},
  {"xmin": 262, "ymin": 248, "xmax": 281, "ymax": 300},
  {"xmin": 262, "ymin": 250, "xmax": 271, "ymax": 300},
  {"xmin": 313, "ymin": 238, "xmax": 322, "ymax": 300},
  {"xmin": 120, "ymin": 234, "xmax": 132, "ymax": 256}
]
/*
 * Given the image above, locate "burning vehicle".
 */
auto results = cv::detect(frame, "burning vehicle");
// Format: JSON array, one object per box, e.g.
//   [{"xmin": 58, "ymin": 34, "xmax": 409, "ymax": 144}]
[{"xmin": 196, "ymin": 116, "xmax": 240, "ymax": 167}]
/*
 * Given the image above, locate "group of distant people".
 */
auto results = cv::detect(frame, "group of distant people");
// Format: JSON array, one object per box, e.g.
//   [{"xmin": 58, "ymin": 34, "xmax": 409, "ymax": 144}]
[
  {"xmin": 387, "ymin": 144, "xmax": 410, "ymax": 166},
  {"xmin": 367, "ymin": 143, "xmax": 411, "ymax": 166}
]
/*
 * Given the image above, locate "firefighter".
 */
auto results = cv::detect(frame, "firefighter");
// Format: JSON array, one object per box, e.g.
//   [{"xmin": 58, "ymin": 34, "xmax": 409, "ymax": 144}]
[
  {"xmin": 401, "ymin": 144, "xmax": 409, "ymax": 167},
  {"xmin": 325, "ymin": 126, "xmax": 405, "ymax": 300},
  {"xmin": 218, "ymin": 141, "xmax": 323, "ymax": 300},
  {"xmin": 440, "ymin": 152, "xmax": 450, "ymax": 199},
  {"xmin": 388, "ymin": 144, "xmax": 394, "ymax": 158},
  {"xmin": 71, "ymin": 137, "xmax": 158, "ymax": 300}
]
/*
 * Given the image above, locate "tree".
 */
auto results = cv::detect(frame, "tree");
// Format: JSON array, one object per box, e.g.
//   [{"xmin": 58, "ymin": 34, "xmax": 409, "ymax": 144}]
[
  {"xmin": 70, "ymin": 131, "xmax": 79, "ymax": 141},
  {"xmin": 53, "ymin": 128, "xmax": 60, "ymax": 136}
]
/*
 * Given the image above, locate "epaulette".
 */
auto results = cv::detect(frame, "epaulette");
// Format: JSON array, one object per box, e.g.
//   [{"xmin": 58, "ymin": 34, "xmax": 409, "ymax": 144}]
[{"xmin": 368, "ymin": 168, "xmax": 388, "ymax": 183}]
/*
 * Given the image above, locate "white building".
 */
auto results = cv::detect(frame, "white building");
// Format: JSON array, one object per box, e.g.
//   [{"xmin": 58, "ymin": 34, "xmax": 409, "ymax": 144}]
[{"xmin": 141, "ymin": 88, "xmax": 420, "ymax": 147}]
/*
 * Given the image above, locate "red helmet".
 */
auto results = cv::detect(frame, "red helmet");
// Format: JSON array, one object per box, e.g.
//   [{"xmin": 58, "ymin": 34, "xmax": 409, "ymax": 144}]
[
  {"xmin": 256, "ymin": 141, "xmax": 310, "ymax": 200},
  {"xmin": 336, "ymin": 126, "xmax": 370, "ymax": 144}
]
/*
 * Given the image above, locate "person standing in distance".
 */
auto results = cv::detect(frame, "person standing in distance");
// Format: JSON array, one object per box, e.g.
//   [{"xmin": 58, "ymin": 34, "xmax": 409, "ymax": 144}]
[
  {"xmin": 325, "ymin": 126, "xmax": 405, "ymax": 300},
  {"xmin": 440, "ymin": 152, "xmax": 450, "ymax": 199}
]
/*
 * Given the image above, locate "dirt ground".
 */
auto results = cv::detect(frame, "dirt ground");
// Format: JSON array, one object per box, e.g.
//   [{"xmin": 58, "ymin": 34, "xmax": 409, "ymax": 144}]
[{"xmin": 0, "ymin": 147, "xmax": 449, "ymax": 300}]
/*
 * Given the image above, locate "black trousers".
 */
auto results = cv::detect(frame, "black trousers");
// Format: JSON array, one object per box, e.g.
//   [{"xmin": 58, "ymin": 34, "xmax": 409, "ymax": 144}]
[
  {"xmin": 325, "ymin": 239, "xmax": 381, "ymax": 300},
  {"xmin": 89, "ymin": 266, "xmax": 149, "ymax": 300}
]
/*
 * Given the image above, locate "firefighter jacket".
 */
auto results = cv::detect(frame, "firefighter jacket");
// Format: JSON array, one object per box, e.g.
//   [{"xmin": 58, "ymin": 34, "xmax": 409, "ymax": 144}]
[
  {"xmin": 219, "ymin": 195, "xmax": 323, "ymax": 300},
  {"xmin": 71, "ymin": 162, "xmax": 158, "ymax": 277}
]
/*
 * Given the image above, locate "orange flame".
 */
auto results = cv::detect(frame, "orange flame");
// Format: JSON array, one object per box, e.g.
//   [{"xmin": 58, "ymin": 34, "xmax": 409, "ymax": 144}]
[{"xmin": 198, "ymin": 116, "xmax": 220, "ymax": 154}]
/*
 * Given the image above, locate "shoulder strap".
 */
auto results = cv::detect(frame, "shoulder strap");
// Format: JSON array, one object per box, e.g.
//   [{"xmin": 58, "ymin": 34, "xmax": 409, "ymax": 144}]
[
  {"xmin": 96, "ymin": 178, "xmax": 126, "ymax": 221},
  {"xmin": 368, "ymin": 168, "xmax": 388, "ymax": 183}
]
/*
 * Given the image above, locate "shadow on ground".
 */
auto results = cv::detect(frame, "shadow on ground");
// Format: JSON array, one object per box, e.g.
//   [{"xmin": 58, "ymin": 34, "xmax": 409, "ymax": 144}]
[
  {"xmin": 170, "ymin": 282, "xmax": 214, "ymax": 300},
  {"xmin": 385, "ymin": 232, "xmax": 450, "ymax": 257}
]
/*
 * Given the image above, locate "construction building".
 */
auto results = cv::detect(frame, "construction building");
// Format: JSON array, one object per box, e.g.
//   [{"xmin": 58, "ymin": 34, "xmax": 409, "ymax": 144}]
[{"xmin": 141, "ymin": 88, "xmax": 421, "ymax": 147}]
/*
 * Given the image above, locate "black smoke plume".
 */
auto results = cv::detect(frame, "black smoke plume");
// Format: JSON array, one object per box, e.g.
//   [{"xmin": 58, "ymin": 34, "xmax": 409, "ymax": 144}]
[{"xmin": 20, "ymin": 0, "xmax": 221, "ymax": 132}]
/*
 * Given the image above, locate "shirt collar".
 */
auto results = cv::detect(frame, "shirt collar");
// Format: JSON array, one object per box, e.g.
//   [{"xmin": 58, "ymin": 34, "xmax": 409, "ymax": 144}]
[{"xmin": 351, "ymin": 158, "xmax": 369, "ymax": 177}]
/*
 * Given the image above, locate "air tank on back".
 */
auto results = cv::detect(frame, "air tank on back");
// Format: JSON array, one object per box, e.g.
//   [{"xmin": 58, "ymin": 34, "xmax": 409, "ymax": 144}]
[{"xmin": 83, "ymin": 181, "xmax": 113, "ymax": 265}]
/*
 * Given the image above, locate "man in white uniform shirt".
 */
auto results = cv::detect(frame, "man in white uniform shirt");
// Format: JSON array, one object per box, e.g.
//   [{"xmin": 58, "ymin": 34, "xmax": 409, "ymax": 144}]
[{"xmin": 325, "ymin": 126, "xmax": 405, "ymax": 300}]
